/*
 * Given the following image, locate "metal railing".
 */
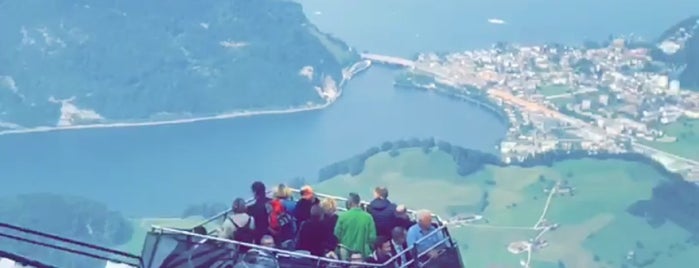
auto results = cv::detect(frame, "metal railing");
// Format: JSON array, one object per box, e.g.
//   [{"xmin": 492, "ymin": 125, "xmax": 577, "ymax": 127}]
[
  {"xmin": 145, "ymin": 224, "xmax": 457, "ymax": 268},
  {"xmin": 142, "ymin": 187, "xmax": 461, "ymax": 268},
  {"xmin": 0, "ymin": 222, "xmax": 142, "ymax": 268}
]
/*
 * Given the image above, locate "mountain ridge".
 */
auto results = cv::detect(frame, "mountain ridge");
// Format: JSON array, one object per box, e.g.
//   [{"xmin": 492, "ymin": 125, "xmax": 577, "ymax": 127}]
[
  {"xmin": 0, "ymin": 0, "xmax": 357, "ymax": 129},
  {"xmin": 654, "ymin": 15, "xmax": 699, "ymax": 89}
]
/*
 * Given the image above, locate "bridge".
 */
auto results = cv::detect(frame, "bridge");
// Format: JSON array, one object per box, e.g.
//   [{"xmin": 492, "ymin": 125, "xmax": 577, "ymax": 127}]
[{"xmin": 360, "ymin": 53, "xmax": 415, "ymax": 68}]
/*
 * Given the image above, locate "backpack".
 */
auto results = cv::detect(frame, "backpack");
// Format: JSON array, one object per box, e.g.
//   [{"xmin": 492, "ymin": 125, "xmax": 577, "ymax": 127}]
[
  {"xmin": 230, "ymin": 216, "xmax": 255, "ymax": 244},
  {"xmin": 266, "ymin": 199, "xmax": 295, "ymax": 235}
]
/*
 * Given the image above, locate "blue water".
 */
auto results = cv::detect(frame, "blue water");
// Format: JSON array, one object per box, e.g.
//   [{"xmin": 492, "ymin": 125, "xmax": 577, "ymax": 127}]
[
  {"xmin": 0, "ymin": 67, "xmax": 504, "ymax": 216},
  {"xmin": 300, "ymin": 0, "xmax": 699, "ymax": 57},
  {"xmin": 2, "ymin": 0, "xmax": 698, "ymax": 217}
]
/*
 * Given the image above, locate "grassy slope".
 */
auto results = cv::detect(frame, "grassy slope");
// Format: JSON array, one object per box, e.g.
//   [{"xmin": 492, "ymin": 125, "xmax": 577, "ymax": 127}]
[
  {"xmin": 315, "ymin": 148, "xmax": 699, "ymax": 268},
  {"xmin": 641, "ymin": 119, "xmax": 699, "ymax": 161}
]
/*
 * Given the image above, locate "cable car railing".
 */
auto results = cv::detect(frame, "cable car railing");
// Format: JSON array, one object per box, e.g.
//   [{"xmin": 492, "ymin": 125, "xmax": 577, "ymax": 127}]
[
  {"xmin": 0, "ymin": 187, "xmax": 464, "ymax": 268},
  {"xmin": 142, "ymin": 187, "xmax": 463, "ymax": 268},
  {"xmin": 0, "ymin": 222, "xmax": 142, "ymax": 268}
]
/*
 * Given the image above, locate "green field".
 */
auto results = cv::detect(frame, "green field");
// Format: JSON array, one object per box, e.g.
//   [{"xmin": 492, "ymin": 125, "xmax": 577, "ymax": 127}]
[
  {"xmin": 538, "ymin": 85, "xmax": 571, "ymax": 97},
  {"xmin": 641, "ymin": 119, "xmax": 699, "ymax": 161},
  {"xmin": 315, "ymin": 148, "xmax": 699, "ymax": 268}
]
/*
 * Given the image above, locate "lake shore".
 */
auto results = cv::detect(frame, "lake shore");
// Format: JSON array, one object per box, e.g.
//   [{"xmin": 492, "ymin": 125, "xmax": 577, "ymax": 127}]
[{"xmin": 0, "ymin": 61, "xmax": 373, "ymax": 137}]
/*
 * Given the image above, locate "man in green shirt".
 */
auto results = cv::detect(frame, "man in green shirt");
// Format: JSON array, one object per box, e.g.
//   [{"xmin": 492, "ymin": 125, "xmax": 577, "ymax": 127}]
[{"xmin": 334, "ymin": 192, "xmax": 377, "ymax": 258}]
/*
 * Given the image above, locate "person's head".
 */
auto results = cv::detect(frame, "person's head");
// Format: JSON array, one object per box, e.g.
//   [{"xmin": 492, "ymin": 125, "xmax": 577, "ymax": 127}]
[
  {"xmin": 251, "ymin": 181, "xmax": 266, "ymax": 198},
  {"xmin": 260, "ymin": 235, "xmax": 275, "ymax": 248},
  {"xmin": 374, "ymin": 186, "xmax": 389, "ymax": 200},
  {"xmin": 310, "ymin": 204, "xmax": 324, "ymax": 221},
  {"xmin": 320, "ymin": 198, "xmax": 337, "ymax": 215},
  {"xmin": 300, "ymin": 185, "xmax": 314, "ymax": 200},
  {"xmin": 274, "ymin": 183, "xmax": 292, "ymax": 200},
  {"xmin": 346, "ymin": 192, "xmax": 361, "ymax": 209},
  {"xmin": 192, "ymin": 226, "xmax": 207, "ymax": 236},
  {"xmin": 416, "ymin": 210, "xmax": 433, "ymax": 230},
  {"xmin": 391, "ymin": 226, "xmax": 406, "ymax": 244},
  {"xmin": 373, "ymin": 236, "xmax": 391, "ymax": 255},
  {"xmin": 232, "ymin": 198, "xmax": 247, "ymax": 214}
]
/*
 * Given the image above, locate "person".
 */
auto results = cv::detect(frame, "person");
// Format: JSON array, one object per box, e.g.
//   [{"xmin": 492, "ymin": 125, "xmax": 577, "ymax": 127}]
[
  {"xmin": 274, "ymin": 184, "xmax": 297, "ymax": 215},
  {"xmin": 267, "ymin": 184, "xmax": 297, "ymax": 246},
  {"xmin": 247, "ymin": 181, "xmax": 271, "ymax": 243},
  {"xmin": 296, "ymin": 205, "xmax": 337, "ymax": 257},
  {"xmin": 367, "ymin": 187, "xmax": 397, "ymax": 238},
  {"xmin": 365, "ymin": 236, "xmax": 394, "ymax": 266},
  {"xmin": 260, "ymin": 235, "xmax": 276, "ymax": 248},
  {"xmin": 253, "ymin": 235, "xmax": 278, "ymax": 258},
  {"xmin": 334, "ymin": 193, "xmax": 376, "ymax": 258},
  {"xmin": 389, "ymin": 226, "xmax": 411, "ymax": 267},
  {"xmin": 406, "ymin": 210, "xmax": 446, "ymax": 260},
  {"xmin": 219, "ymin": 198, "xmax": 256, "ymax": 252},
  {"xmin": 393, "ymin": 204, "xmax": 415, "ymax": 230},
  {"xmin": 319, "ymin": 198, "xmax": 339, "ymax": 251},
  {"xmin": 294, "ymin": 185, "xmax": 320, "ymax": 224}
]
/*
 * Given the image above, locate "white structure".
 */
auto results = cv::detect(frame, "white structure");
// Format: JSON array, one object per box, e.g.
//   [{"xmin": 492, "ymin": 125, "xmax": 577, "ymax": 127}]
[
  {"xmin": 105, "ymin": 261, "xmax": 137, "ymax": 268},
  {"xmin": 656, "ymin": 75, "xmax": 669, "ymax": 89},
  {"xmin": 599, "ymin": 94, "xmax": 609, "ymax": 106},
  {"xmin": 581, "ymin": 100, "xmax": 591, "ymax": 110},
  {"xmin": 669, "ymin": 80, "xmax": 681, "ymax": 92}
]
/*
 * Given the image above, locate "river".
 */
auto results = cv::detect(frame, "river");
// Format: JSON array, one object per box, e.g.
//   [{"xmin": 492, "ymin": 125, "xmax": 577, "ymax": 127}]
[{"xmin": 2, "ymin": 0, "xmax": 698, "ymax": 218}]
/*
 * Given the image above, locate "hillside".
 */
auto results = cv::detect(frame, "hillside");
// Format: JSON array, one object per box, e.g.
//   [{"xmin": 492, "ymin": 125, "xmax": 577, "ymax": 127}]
[
  {"xmin": 0, "ymin": 193, "xmax": 133, "ymax": 267},
  {"xmin": 654, "ymin": 16, "xmax": 699, "ymax": 89},
  {"xmin": 0, "ymin": 0, "xmax": 357, "ymax": 129},
  {"xmin": 315, "ymin": 148, "xmax": 699, "ymax": 268}
]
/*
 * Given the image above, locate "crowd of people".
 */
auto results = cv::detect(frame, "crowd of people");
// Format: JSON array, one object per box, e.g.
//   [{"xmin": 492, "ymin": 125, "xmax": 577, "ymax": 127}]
[{"xmin": 212, "ymin": 181, "xmax": 449, "ymax": 267}]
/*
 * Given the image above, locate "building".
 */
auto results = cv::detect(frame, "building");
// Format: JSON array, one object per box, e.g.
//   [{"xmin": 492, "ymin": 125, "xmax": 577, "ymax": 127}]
[
  {"xmin": 656, "ymin": 75, "xmax": 669, "ymax": 89},
  {"xmin": 581, "ymin": 100, "xmax": 591, "ymax": 110},
  {"xmin": 669, "ymin": 80, "xmax": 681, "ymax": 93},
  {"xmin": 599, "ymin": 94, "xmax": 609, "ymax": 106}
]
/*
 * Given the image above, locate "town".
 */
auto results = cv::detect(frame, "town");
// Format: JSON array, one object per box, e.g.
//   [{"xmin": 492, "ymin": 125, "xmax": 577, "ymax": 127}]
[{"xmin": 363, "ymin": 32, "xmax": 699, "ymax": 182}]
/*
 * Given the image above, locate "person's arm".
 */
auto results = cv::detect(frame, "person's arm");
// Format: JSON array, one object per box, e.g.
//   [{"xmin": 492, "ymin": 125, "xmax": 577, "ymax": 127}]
[
  {"xmin": 405, "ymin": 227, "xmax": 417, "ymax": 247},
  {"xmin": 333, "ymin": 215, "xmax": 344, "ymax": 240},
  {"xmin": 367, "ymin": 215, "xmax": 377, "ymax": 246}
]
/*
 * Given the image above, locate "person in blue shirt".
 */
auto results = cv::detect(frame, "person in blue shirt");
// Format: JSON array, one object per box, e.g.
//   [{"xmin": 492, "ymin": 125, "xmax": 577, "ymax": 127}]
[{"xmin": 405, "ymin": 210, "xmax": 445, "ymax": 260}]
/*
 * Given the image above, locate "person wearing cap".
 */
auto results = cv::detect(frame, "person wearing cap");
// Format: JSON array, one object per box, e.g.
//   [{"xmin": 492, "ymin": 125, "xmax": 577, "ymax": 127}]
[{"xmin": 294, "ymin": 185, "xmax": 320, "ymax": 224}]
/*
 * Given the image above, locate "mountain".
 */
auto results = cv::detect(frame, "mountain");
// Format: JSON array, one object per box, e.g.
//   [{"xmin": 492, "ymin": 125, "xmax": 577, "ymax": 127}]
[
  {"xmin": 654, "ymin": 16, "xmax": 699, "ymax": 89},
  {"xmin": 0, "ymin": 193, "xmax": 133, "ymax": 267},
  {"xmin": 0, "ymin": 0, "xmax": 357, "ymax": 129}
]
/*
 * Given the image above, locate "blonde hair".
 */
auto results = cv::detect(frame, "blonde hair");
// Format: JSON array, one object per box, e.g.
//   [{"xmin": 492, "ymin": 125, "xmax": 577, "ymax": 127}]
[
  {"xmin": 320, "ymin": 198, "xmax": 337, "ymax": 214},
  {"xmin": 274, "ymin": 184, "xmax": 292, "ymax": 199}
]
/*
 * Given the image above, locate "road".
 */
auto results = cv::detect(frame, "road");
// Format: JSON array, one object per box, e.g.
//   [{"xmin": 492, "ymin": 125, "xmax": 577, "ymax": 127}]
[{"xmin": 362, "ymin": 52, "xmax": 699, "ymax": 175}]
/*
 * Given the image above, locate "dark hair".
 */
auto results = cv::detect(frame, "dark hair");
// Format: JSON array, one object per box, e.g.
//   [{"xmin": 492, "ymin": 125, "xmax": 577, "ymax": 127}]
[
  {"xmin": 375, "ymin": 187, "xmax": 389, "ymax": 199},
  {"xmin": 232, "ymin": 198, "xmax": 248, "ymax": 213},
  {"xmin": 310, "ymin": 204, "xmax": 324, "ymax": 221},
  {"xmin": 251, "ymin": 181, "xmax": 266, "ymax": 198},
  {"xmin": 348, "ymin": 192, "xmax": 361, "ymax": 206},
  {"xmin": 391, "ymin": 226, "xmax": 405, "ymax": 239},
  {"xmin": 373, "ymin": 235, "xmax": 390, "ymax": 250},
  {"xmin": 192, "ymin": 226, "xmax": 207, "ymax": 235}
]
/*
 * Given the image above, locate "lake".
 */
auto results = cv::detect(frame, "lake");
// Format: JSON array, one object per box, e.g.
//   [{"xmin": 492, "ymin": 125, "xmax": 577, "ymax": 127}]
[
  {"xmin": 0, "ymin": 67, "xmax": 505, "ymax": 217},
  {"xmin": 2, "ymin": 0, "xmax": 698, "ymax": 218}
]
